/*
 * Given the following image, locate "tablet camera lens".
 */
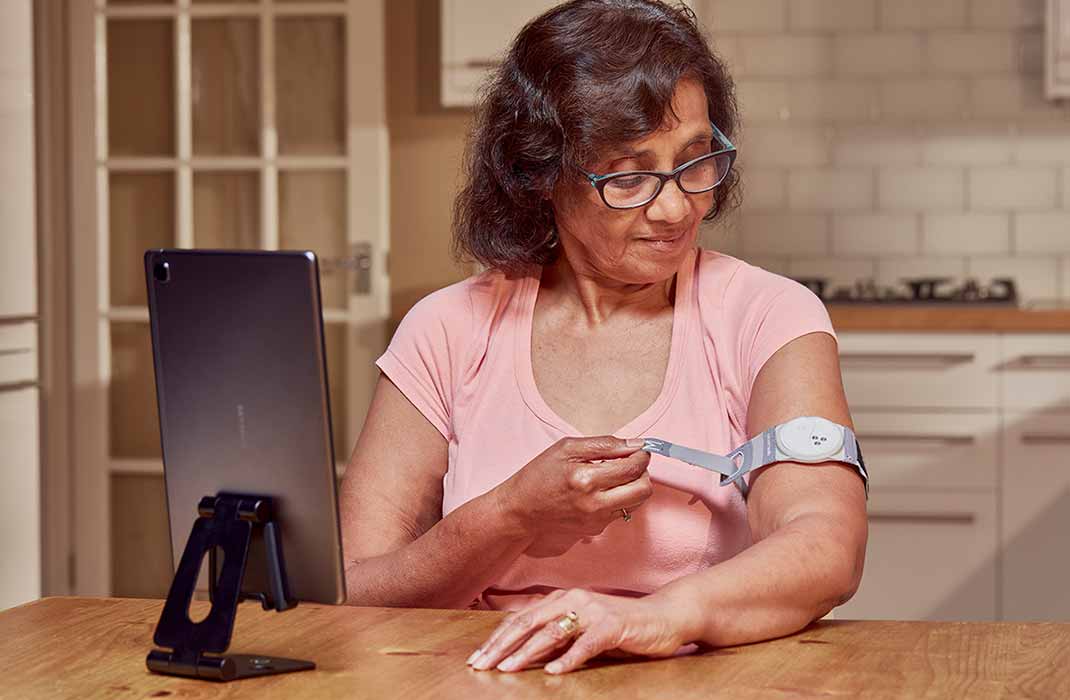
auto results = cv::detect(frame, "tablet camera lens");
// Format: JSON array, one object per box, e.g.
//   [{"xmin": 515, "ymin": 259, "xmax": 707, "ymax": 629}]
[{"xmin": 153, "ymin": 261, "xmax": 170, "ymax": 283}]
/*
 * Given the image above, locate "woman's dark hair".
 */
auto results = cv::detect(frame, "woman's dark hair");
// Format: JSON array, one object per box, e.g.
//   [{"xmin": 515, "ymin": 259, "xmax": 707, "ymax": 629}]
[{"xmin": 452, "ymin": 0, "xmax": 741, "ymax": 274}]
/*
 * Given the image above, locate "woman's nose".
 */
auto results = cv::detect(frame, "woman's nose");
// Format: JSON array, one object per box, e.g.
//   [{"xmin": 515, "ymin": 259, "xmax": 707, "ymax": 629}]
[{"xmin": 645, "ymin": 179, "xmax": 689, "ymax": 224}]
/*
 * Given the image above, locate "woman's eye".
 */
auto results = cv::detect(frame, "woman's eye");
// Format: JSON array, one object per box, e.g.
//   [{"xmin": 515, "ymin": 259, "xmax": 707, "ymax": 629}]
[{"xmin": 608, "ymin": 175, "xmax": 647, "ymax": 190}]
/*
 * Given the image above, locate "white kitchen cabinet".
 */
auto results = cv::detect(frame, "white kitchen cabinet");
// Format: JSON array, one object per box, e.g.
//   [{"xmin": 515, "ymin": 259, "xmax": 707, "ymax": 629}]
[
  {"xmin": 837, "ymin": 491, "xmax": 998, "ymax": 622},
  {"xmin": 838, "ymin": 333, "xmax": 1000, "ymax": 411},
  {"xmin": 440, "ymin": 0, "xmax": 694, "ymax": 107},
  {"xmin": 1047, "ymin": 0, "xmax": 1070, "ymax": 98},
  {"xmin": 1001, "ymin": 410, "xmax": 1070, "ymax": 621},
  {"xmin": 0, "ymin": 385, "xmax": 40, "ymax": 609},
  {"xmin": 852, "ymin": 410, "xmax": 999, "ymax": 491},
  {"xmin": 440, "ymin": 0, "xmax": 558, "ymax": 107},
  {"xmin": 999, "ymin": 334, "xmax": 1070, "ymax": 412}
]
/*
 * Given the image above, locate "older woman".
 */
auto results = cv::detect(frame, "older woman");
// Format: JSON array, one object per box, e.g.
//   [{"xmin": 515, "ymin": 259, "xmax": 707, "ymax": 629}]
[{"xmin": 338, "ymin": 0, "xmax": 867, "ymax": 676}]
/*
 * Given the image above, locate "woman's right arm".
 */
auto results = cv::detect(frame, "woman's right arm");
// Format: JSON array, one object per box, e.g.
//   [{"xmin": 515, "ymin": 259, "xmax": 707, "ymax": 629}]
[
  {"xmin": 338, "ymin": 374, "xmax": 531, "ymax": 609},
  {"xmin": 339, "ymin": 374, "xmax": 653, "ymax": 609}
]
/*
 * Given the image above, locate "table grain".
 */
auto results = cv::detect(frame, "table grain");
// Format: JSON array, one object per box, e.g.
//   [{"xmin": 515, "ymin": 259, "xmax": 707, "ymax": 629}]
[{"xmin": 2, "ymin": 597, "xmax": 1068, "ymax": 699}]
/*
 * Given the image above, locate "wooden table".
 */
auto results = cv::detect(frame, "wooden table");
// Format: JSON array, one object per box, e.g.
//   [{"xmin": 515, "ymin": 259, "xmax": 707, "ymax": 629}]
[{"xmin": 3, "ymin": 597, "xmax": 1068, "ymax": 699}]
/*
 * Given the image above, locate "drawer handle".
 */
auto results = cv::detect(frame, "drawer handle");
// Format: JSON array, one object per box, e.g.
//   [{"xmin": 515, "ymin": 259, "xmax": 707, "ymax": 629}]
[
  {"xmin": 0, "ymin": 348, "xmax": 33, "ymax": 357},
  {"xmin": 840, "ymin": 352, "xmax": 975, "ymax": 367},
  {"xmin": 1020, "ymin": 433, "xmax": 1070, "ymax": 445},
  {"xmin": 857, "ymin": 433, "xmax": 975, "ymax": 446},
  {"xmin": 0, "ymin": 380, "xmax": 38, "ymax": 394},
  {"xmin": 868, "ymin": 512, "xmax": 976, "ymax": 525},
  {"xmin": 1009, "ymin": 354, "xmax": 1070, "ymax": 370}
]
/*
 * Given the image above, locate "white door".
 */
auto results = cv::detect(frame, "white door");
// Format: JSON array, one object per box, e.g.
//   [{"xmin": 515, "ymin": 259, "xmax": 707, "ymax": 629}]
[
  {"xmin": 69, "ymin": 0, "xmax": 388, "ymax": 596},
  {"xmin": 0, "ymin": 0, "xmax": 41, "ymax": 610}
]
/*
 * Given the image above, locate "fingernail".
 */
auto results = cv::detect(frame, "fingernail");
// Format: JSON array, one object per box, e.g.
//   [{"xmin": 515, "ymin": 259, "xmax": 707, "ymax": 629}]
[
  {"xmin": 497, "ymin": 656, "xmax": 518, "ymax": 671},
  {"xmin": 545, "ymin": 661, "xmax": 563, "ymax": 674},
  {"xmin": 625, "ymin": 438, "xmax": 644, "ymax": 447},
  {"xmin": 466, "ymin": 649, "xmax": 482, "ymax": 665},
  {"xmin": 472, "ymin": 653, "xmax": 492, "ymax": 671}
]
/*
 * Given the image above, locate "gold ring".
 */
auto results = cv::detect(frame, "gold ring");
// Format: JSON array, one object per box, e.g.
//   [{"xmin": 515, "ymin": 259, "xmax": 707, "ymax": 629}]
[
  {"xmin": 620, "ymin": 508, "xmax": 631, "ymax": 522},
  {"xmin": 556, "ymin": 610, "xmax": 580, "ymax": 636}
]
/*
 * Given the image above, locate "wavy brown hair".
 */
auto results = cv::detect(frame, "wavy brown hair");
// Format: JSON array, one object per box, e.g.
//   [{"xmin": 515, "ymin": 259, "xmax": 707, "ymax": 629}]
[{"xmin": 452, "ymin": 0, "xmax": 741, "ymax": 274}]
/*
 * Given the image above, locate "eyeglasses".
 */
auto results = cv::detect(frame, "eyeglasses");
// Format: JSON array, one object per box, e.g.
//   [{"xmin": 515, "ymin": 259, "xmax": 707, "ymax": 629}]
[{"xmin": 581, "ymin": 123, "xmax": 737, "ymax": 210}]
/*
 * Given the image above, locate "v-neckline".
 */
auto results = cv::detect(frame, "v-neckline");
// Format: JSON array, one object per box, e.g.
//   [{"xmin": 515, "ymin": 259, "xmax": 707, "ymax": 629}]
[{"xmin": 514, "ymin": 248, "xmax": 696, "ymax": 439}]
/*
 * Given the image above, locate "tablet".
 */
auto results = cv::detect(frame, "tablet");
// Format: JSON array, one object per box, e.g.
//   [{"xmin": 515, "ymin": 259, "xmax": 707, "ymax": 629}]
[{"xmin": 145, "ymin": 249, "xmax": 346, "ymax": 605}]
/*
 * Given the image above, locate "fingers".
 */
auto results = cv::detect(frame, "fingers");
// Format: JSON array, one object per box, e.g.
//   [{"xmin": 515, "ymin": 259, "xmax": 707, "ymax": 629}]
[
  {"xmin": 595, "ymin": 471, "xmax": 653, "ymax": 512},
  {"xmin": 560, "ymin": 436, "xmax": 644, "ymax": 461},
  {"xmin": 544, "ymin": 625, "xmax": 615, "ymax": 674},
  {"xmin": 469, "ymin": 593, "xmax": 573, "ymax": 671},
  {"xmin": 571, "ymin": 450, "xmax": 651, "ymax": 492}
]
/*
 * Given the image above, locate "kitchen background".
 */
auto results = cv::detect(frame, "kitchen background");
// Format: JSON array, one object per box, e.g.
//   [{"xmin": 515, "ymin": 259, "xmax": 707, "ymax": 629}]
[{"xmin": 2, "ymin": 0, "xmax": 1069, "ymax": 623}]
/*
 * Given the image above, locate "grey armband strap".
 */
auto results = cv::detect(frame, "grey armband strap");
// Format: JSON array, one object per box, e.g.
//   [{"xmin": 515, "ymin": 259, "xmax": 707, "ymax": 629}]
[{"xmin": 642, "ymin": 416, "xmax": 869, "ymax": 500}]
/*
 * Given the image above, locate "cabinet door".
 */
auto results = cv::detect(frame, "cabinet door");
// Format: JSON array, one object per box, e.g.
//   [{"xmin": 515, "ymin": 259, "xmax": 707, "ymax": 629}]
[
  {"xmin": 0, "ymin": 386, "xmax": 40, "ymax": 609},
  {"xmin": 1000, "ymin": 334, "xmax": 1070, "ymax": 412},
  {"xmin": 852, "ymin": 410, "xmax": 999, "ymax": 490},
  {"xmin": 440, "ymin": 0, "xmax": 558, "ymax": 107},
  {"xmin": 838, "ymin": 333, "xmax": 1000, "ymax": 410},
  {"xmin": 1002, "ymin": 410, "xmax": 1070, "ymax": 621},
  {"xmin": 836, "ymin": 492, "xmax": 997, "ymax": 621}
]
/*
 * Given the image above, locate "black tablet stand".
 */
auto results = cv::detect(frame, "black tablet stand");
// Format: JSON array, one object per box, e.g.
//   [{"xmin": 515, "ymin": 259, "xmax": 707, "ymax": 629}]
[{"xmin": 146, "ymin": 493, "xmax": 314, "ymax": 682}]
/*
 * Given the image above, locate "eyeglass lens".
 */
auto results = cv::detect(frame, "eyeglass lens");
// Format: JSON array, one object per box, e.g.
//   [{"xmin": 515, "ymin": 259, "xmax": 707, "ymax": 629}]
[{"xmin": 602, "ymin": 152, "xmax": 733, "ymax": 208}]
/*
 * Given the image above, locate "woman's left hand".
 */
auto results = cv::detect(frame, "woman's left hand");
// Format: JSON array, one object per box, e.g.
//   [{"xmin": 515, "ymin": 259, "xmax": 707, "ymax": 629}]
[{"xmin": 467, "ymin": 588, "xmax": 694, "ymax": 674}]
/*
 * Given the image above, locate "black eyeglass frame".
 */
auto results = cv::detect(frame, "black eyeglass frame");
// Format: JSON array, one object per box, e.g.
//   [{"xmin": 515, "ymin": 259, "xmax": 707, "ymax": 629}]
[{"xmin": 581, "ymin": 122, "xmax": 738, "ymax": 210}]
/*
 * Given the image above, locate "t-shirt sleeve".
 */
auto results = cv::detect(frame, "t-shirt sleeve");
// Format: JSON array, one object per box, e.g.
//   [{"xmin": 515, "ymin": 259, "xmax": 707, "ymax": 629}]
[
  {"xmin": 374, "ymin": 285, "xmax": 471, "ymax": 441},
  {"xmin": 738, "ymin": 271, "xmax": 838, "ymax": 401}
]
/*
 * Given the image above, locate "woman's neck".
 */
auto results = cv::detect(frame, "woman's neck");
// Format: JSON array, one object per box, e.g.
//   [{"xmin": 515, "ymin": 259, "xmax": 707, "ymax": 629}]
[{"xmin": 539, "ymin": 253, "xmax": 677, "ymax": 327}]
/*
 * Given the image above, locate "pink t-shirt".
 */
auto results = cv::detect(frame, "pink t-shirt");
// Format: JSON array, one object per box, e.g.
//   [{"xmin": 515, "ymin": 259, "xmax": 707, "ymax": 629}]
[{"xmin": 375, "ymin": 247, "xmax": 836, "ymax": 610}]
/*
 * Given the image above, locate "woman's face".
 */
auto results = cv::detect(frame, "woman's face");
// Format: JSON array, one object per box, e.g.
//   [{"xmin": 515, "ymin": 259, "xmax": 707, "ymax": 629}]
[{"xmin": 552, "ymin": 78, "xmax": 716, "ymax": 286}]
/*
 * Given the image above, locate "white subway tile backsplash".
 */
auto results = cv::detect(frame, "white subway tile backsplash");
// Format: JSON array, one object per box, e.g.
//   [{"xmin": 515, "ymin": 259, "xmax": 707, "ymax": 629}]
[
  {"xmin": 970, "ymin": 76, "xmax": 1062, "ymax": 120},
  {"xmin": 969, "ymin": 167, "xmax": 1059, "ymax": 210},
  {"xmin": 788, "ymin": 81, "xmax": 878, "ymax": 124},
  {"xmin": 1013, "ymin": 129, "xmax": 1070, "ymax": 164},
  {"xmin": 926, "ymin": 32, "xmax": 1017, "ymax": 75},
  {"xmin": 921, "ymin": 128, "xmax": 1015, "ymax": 165},
  {"xmin": 1014, "ymin": 213, "xmax": 1070, "ymax": 253},
  {"xmin": 969, "ymin": 0, "xmax": 1045, "ymax": 29},
  {"xmin": 787, "ymin": 256, "xmax": 877, "ymax": 289},
  {"xmin": 923, "ymin": 213, "xmax": 1011, "ymax": 254},
  {"xmin": 1061, "ymin": 257, "xmax": 1070, "ymax": 300},
  {"xmin": 832, "ymin": 127, "xmax": 922, "ymax": 165},
  {"xmin": 744, "ymin": 255, "xmax": 791, "ymax": 276},
  {"xmin": 879, "ymin": 0, "xmax": 968, "ymax": 30},
  {"xmin": 876, "ymin": 256, "xmax": 968, "ymax": 287},
  {"xmin": 738, "ymin": 36, "xmax": 832, "ymax": 78},
  {"xmin": 735, "ymin": 80, "xmax": 791, "ymax": 123},
  {"xmin": 707, "ymin": 0, "xmax": 787, "ymax": 32},
  {"xmin": 966, "ymin": 255, "xmax": 1058, "ymax": 302},
  {"xmin": 834, "ymin": 34, "xmax": 924, "ymax": 77},
  {"xmin": 741, "ymin": 167, "xmax": 788, "ymax": 210},
  {"xmin": 879, "ymin": 79, "xmax": 970, "ymax": 122},
  {"xmin": 739, "ymin": 126, "xmax": 831, "ymax": 167},
  {"xmin": 695, "ymin": 0, "xmax": 1070, "ymax": 280},
  {"xmin": 789, "ymin": 0, "xmax": 877, "ymax": 32},
  {"xmin": 739, "ymin": 213, "xmax": 830, "ymax": 255},
  {"xmin": 832, "ymin": 213, "xmax": 919, "ymax": 255},
  {"xmin": 879, "ymin": 168, "xmax": 966, "ymax": 210},
  {"xmin": 789, "ymin": 168, "xmax": 875, "ymax": 210}
]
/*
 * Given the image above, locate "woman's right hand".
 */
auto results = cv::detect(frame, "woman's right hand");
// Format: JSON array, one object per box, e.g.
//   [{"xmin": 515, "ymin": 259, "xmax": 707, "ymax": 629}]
[{"xmin": 492, "ymin": 436, "xmax": 653, "ymax": 558}]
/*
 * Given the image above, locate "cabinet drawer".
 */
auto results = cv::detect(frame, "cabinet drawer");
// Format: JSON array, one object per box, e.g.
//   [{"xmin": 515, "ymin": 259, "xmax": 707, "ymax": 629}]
[
  {"xmin": 0, "ymin": 321, "xmax": 37, "ymax": 385},
  {"xmin": 853, "ymin": 411, "xmax": 999, "ymax": 490},
  {"xmin": 1001, "ymin": 411, "xmax": 1070, "ymax": 621},
  {"xmin": 1000, "ymin": 335, "xmax": 1070, "ymax": 412},
  {"xmin": 836, "ymin": 491, "xmax": 996, "ymax": 621},
  {"xmin": 838, "ymin": 333, "xmax": 999, "ymax": 410}
]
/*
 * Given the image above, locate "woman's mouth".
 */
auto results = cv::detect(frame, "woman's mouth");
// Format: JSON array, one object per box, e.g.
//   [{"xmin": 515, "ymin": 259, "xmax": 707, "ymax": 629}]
[{"xmin": 637, "ymin": 232, "xmax": 687, "ymax": 251}]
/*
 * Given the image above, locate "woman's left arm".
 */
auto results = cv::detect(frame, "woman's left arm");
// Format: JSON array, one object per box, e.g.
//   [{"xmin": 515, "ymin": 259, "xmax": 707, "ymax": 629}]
[{"xmin": 470, "ymin": 331, "xmax": 868, "ymax": 673}]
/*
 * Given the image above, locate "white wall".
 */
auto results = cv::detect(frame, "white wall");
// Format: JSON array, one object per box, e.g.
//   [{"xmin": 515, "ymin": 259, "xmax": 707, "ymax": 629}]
[
  {"xmin": 0, "ymin": 0, "xmax": 41, "ymax": 611},
  {"xmin": 698, "ymin": 0, "xmax": 1070, "ymax": 306}
]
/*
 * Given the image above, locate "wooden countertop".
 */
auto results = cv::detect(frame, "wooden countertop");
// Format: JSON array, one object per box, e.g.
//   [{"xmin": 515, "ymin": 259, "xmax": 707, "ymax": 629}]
[
  {"xmin": 828, "ymin": 305, "xmax": 1070, "ymax": 332},
  {"xmin": 3, "ymin": 597, "xmax": 1069, "ymax": 698}
]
